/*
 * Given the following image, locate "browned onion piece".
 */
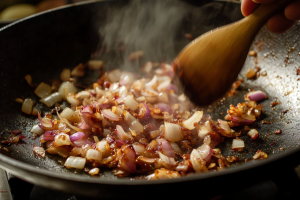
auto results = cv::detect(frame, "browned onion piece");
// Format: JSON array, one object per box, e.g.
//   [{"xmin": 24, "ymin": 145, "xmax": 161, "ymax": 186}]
[
  {"xmin": 119, "ymin": 145, "xmax": 136, "ymax": 173},
  {"xmin": 164, "ymin": 122, "xmax": 183, "ymax": 142}
]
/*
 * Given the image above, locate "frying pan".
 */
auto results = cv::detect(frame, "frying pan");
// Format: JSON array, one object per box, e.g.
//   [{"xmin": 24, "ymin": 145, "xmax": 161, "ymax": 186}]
[{"xmin": 0, "ymin": 0, "xmax": 300, "ymax": 199}]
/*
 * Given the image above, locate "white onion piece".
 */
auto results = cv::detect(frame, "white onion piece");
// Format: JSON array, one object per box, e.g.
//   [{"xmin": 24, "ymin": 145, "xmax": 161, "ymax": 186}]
[
  {"xmin": 32, "ymin": 108, "xmax": 38, "ymax": 116},
  {"xmin": 53, "ymin": 133, "xmax": 71, "ymax": 147},
  {"xmin": 30, "ymin": 124, "xmax": 44, "ymax": 135},
  {"xmin": 132, "ymin": 143, "xmax": 145, "ymax": 156},
  {"xmin": 190, "ymin": 149, "xmax": 206, "ymax": 173},
  {"xmin": 88, "ymin": 60, "xmax": 104, "ymax": 70},
  {"xmin": 47, "ymin": 146, "xmax": 69, "ymax": 158},
  {"xmin": 247, "ymin": 129, "xmax": 258, "ymax": 139},
  {"xmin": 60, "ymin": 107, "xmax": 75, "ymax": 120},
  {"xmin": 158, "ymin": 92, "xmax": 169, "ymax": 103},
  {"xmin": 86, "ymin": 149, "xmax": 102, "ymax": 162},
  {"xmin": 107, "ymin": 69, "xmax": 122, "ymax": 82},
  {"xmin": 58, "ymin": 81, "xmax": 77, "ymax": 100},
  {"xmin": 95, "ymin": 87, "xmax": 106, "ymax": 96},
  {"xmin": 178, "ymin": 94, "xmax": 186, "ymax": 101},
  {"xmin": 218, "ymin": 119, "xmax": 231, "ymax": 134},
  {"xmin": 241, "ymin": 113, "xmax": 256, "ymax": 121},
  {"xmin": 116, "ymin": 125, "xmax": 132, "ymax": 141},
  {"xmin": 137, "ymin": 156, "xmax": 157, "ymax": 164},
  {"xmin": 96, "ymin": 139, "xmax": 110, "ymax": 157},
  {"xmin": 124, "ymin": 111, "xmax": 136, "ymax": 124},
  {"xmin": 164, "ymin": 122, "xmax": 183, "ymax": 142},
  {"xmin": 197, "ymin": 144, "xmax": 213, "ymax": 162},
  {"xmin": 158, "ymin": 152, "xmax": 176, "ymax": 167},
  {"xmin": 182, "ymin": 111, "xmax": 203, "ymax": 130},
  {"xmin": 205, "ymin": 121, "xmax": 212, "ymax": 132},
  {"xmin": 33, "ymin": 146, "xmax": 45, "ymax": 158},
  {"xmin": 130, "ymin": 120, "xmax": 143, "ymax": 135},
  {"xmin": 75, "ymin": 91, "xmax": 90, "ymax": 100},
  {"xmin": 157, "ymin": 79, "xmax": 171, "ymax": 92},
  {"xmin": 232, "ymin": 139, "xmax": 245, "ymax": 149},
  {"xmin": 60, "ymin": 68, "xmax": 71, "ymax": 81},
  {"xmin": 198, "ymin": 125, "xmax": 210, "ymax": 140},
  {"xmin": 89, "ymin": 168, "xmax": 100, "ymax": 175},
  {"xmin": 64, "ymin": 156, "xmax": 86, "ymax": 169},
  {"xmin": 141, "ymin": 88, "xmax": 159, "ymax": 97},
  {"xmin": 115, "ymin": 106, "xmax": 124, "ymax": 116},
  {"xmin": 22, "ymin": 98, "xmax": 33, "ymax": 115},
  {"xmin": 118, "ymin": 86, "xmax": 128, "ymax": 97},
  {"xmin": 109, "ymin": 83, "xmax": 119, "ymax": 91},
  {"xmin": 145, "ymin": 75, "xmax": 158, "ymax": 88},
  {"xmin": 170, "ymin": 142, "xmax": 182, "ymax": 153},
  {"xmin": 34, "ymin": 82, "xmax": 52, "ymax": 98},
  {"xmin": 40, "ymin": 92, "xmax": 62, "ymax": 107},
  {"xmin": 124, "ymin": 95, "xmax": 138, "ymax": 111},
  {"xmin": 136, "ymin": 96, "xmax": 146, "ymax": 102},
  {"xmin": 66, "ymin": 94, "xmax": 81, "ymax": 106},
  {"xmin": 102, "ymin": 109, "xmax": 119, "ymax": 121}
]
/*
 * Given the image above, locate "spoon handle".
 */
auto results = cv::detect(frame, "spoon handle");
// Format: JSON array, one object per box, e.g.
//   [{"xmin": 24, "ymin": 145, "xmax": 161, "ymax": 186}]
[{"xmin": 247, "ymin": 0, "xmax": 296, "ymax": 26}]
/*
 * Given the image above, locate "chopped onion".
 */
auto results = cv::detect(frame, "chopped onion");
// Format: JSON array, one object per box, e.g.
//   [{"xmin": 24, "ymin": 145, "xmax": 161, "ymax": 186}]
[
  {"xmin": 70, "ymin": 132, "xmax": 85, "ymax": 142},
  {"xmin": 34, "ymin": 82, "xmax": 52, "ymax": 98},
  {"xmin": 145, "ymin": 75, "xmax": 158, "ymax": 88},
  {"xmin": 88, "ymin": 60, "xmax": 104, "ymax": 70},
  {"xmin": 58, "ymin": 81, "xmax": 77, "ymax": 100},
  {"xmin": 109, "ymin": 83, "xmax": 119, "ymax": 91},
  {"xmin": 30, "ymin": 124, "xmax": 44, "ymax": 135},
  {"xmin": 120, "ymin": 73, "xmax": 134, "ymax": 86},
  {"xmin": 230, "ymin": 116, "xmax": 254, "ymax": 124},
  {"xmin": 232, "ymin": 139, "xmax": 245, "ymax": 149},
  {"xmin": 158, "ymin": 92, "xmax": 169, "ymax": 103},
  {"xmin": 24, "ymin": 74, "xmax": 32, "ymax": 85},
  {"xmin": 89, "ymin": 168, "xmax": 100, "ymax": 175},
  {"xmin": 139, "ymin": 103, "xmax": 151, "ymax": 119},
  {"xmin": 178, "ymin": 94, "xmax": 186, "ymax": 101},
  {"xmin": 136, "ymin": 96, "xmax": 146, "ymax": 102},
  {"xmin": 247, "ymin": 129, "xmax": 258, "ymax": 139},
  {"xmin": 157, "ymin": 138, "xmax": 175, "ymax": 157},
  {"xmin": 197, "ymin": 144, "xmax": 213, "ymax": 162},
  {"xmin": 60, "ymin": 68, "xmax": 71, "ymax": 81},
  {"xmin": 66, "ymin": 94, "xmax": 81, "ymax": 106},
  {"xmin": 22, "ymin": 98, "xmax": 33, "ymax": 115},
  {"xmin": 33, "ymin": 146, "xmax": 45, "ymax": 158},
  {"xmin": 245, "ymin": 90, "xmax": 267, "ymax": 102},
  {"xmin": 154, "ymin": 103, "xmax": 172, "ymax": 113},
  {"xmin": 32, "ymin": 108, "xmax": 38, "ymax": 116},
  {"xmin": 198, "ymin": 125, "xmax": 210, "ymax": 139},
  {"xmin": 141, "ymin": 62, "xmax": 153, "ymax": 73},
  {"xmin": 141, "ymin": 88, "xmax": 159, "ymax": 97},
  {"xmin": 102, "ymin": 109, "xmax": 119, "ymax": 121},
  {"xmin": 53, "ymin": 133, "xmax": 71, "ymax": 147},
  {"xmin": 123, "ymin": 110, "xmax": 136, "ymax": 124},
  {"xmin": 157, "ymin": 79, "xmax": 171, "ymax": 92},
  {"xmin": 64, "ymin": 156, "xmax": 86, "ymax": 169},
  {"xmin": 182, "ymin": 111, "xmax": 203, "ymax": 130},
  {"xmin": 240, "ymin": 113, "xmax": 256, "ymax": 121},
  {"xmin": 75, "ymin": 91, "xmax": 90, "ymax": 100},
  {"xmin": 107, "ymin": 69, "xmax": 122, "ymax": 82},
  {"xmin": 218, "ymin": 119, "xmax": 231, "ymax": 134},
  {"xmin": 116, "ymin": 125, "xmax": 132, "ymax": 141},
  {"xmin": 137, "ymin": 156, "xmax": 157, "ymax": 164},
  {"xmin": 164, "ymin": 122, "xmax": 183, "ymax": 142},
  {"xmin": 190, "ymin": 149, "xmax": 208, "ymax": 173},
  {"xmin": 124, "ymin": 95, "xmax": 138, "ymax": 111},
  {"xmin": 40, "ymin": 92, "xmax": 62, "ymax": 107},
  {"xmin": 158, "ymin": 152, "xmax": 176, "ymax": 167},
  {"xmin": 95, "ymin": 87, "xmax": 106, "ymax": 96},
  {"xmin": 73, "ymin": 138, "xmax": 93, "ymax": 148},
  {"xmin": 46, "ymin": 145, "xmax": 69, "ymax": 158},
  {"xmin": 86, "ymin": 149, "xmax": 102, "ymax": 162},
  {"xmin": 96, "ymin": 140, "xmax": 110, "ymax": 157},
  {"xmin": 170, "ymin": 142, "xmax": 182, "ymax": 153},
  {"xmin": 130, "ymin": 120, "xmax": 143, "ymax": 135},
  {"xmin": 132, "ymin": 143, "xmax": 145, "ymax": 156},
  {"xmin": 245, "ymin": 68, "xmax": 256, "ymax": 79},
  {"xmin": 119, "ymin": 145, "xmax": 136, "ymax": 173},
  {"xmin": 40, "ymin": 131, "xmax": 56, "ymax": 143},
  {"xmin": 38, "ymin": 112, "xmax": 53, "ymax": 128},
  {"xmin": 60, "ymin": 107, "xmax": 75, "ymax": 120},
  {"xmin": 71, "ymin": 63, "xmax": 85, "ymax": 77}
]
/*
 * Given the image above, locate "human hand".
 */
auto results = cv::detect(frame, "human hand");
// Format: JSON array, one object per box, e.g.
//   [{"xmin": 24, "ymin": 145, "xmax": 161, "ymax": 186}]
[{"xmin": 241, "ymin": 0, "xmax": 300, "ymax": 33}]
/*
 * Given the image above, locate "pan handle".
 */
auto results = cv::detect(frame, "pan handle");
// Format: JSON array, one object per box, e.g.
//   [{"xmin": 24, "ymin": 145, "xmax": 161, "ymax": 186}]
[{"xmin": 0, "ymin": 168, "xmax": 12, "ymax": 200}]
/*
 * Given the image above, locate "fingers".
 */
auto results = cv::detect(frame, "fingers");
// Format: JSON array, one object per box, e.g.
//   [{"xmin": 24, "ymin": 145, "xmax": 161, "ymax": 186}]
[
  {"xmin": 285, "ymin": 0, "xmax": 300, "ymax": 21},
  {"xmin": 241, "ymin": 0, "xmax": 259, "ymax": 17},
  {"xmin": 267, "ymin": 13, "xmax": 295, "ymax": 33}
]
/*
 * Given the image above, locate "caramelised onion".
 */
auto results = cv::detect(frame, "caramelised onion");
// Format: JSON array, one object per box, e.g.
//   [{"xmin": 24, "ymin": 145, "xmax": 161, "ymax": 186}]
[
  {"xmin": 157, "ymin": 139, "xmax": 175, "ymax": 157},
  {"xmin": 40, "ymin": 131, "xmax": 56, "ymax": 143},
  {"xmin": 88, "ymin": 60, "xmax": 104, "ymax": 70},
  {"xmin": 102, "ymin": 109, "xmax": 119, "ymax": 121},
  {"xmin": 66, "ymin": 94, "xmax": 81, "ymax": 106},
  {"xmin": 158, "ymin": 92, "xmax": 169, "ymax": 103},
  {"xmin": 40, "ymin": 92, "xmax": 62, "ymax": 107},
  {"xmin": 34, "ymin": 82, "xmax": 52, "ymax": 98},
  {"xmin": 38, "ymin": 112, "xmax": 53, "ymax": 128},
  {"xmin": 154, "ymin": 103, "xmax": 172, "ymax": 113},
  {"xmin": 30, "ymin": 124, "xmax": 44, "ymax": 135},
  {"xmin": 164, "ymin": 122, "xmax": 183, "ymax": 142},
  {"xmin": 145, "ymin": 75, "xmax": 158, "ymax": 88},
  {"xmin": 190, "ymin": 149, "xmax": 208, "ymax": 173},
  {"xmin": 132, "ymin": 143, "xmax": 145, "ymax": 156},
  {"xmin": 119, "ymin": 145, "xmax": 136, "ymax": 173},
  {"xmin": 245, "ymin": 91, "xmax": 267, "ymax": 102},
  {"xmin": 120, "ymin": 73, "xmax": 134, "ymax": 86},
  {"xmin": 86, "ymin": 149, "xmax": 102, "ymax": 162},
  {"xmin": 58, "ymin": 81, "xmax": 77, "ymax": 100},
  {"xmin": 33, "ymin": 146, "xmax": 45, "ymax": 158},
  {"xmin": 60, "ymin": 68, "xmax": 71, "ymax": 81},
  {"xmin": 73, "ymin": 138, "xmax": 93, "ymax": 148},
  {"xmin": 157, "ymin": 79, "xmax": 171, "ymax": 92},
  {"xmin": 22, "ymin": 98, "xmax": 33, "ymax": 115},
  {"xmin": 124, "ymin": 95, "xmax": 138, "ymax": 111},
  {"xmin": 247, "ymin": 129, "xmax": 258, "ymax": 139},
  {"xmin": 107, "ymin": 69, "xmax": 122, "ymax": 82},
  {"xmin": 198, "ymin": 125, "xmax": 210, "ymax": 140},
  {"xmin": 89, "ymin": 168, "xmax": 100, "ymax": 175},
  {"xmin": 182, "ymin": 111, "xmax": 203, "ymax": 130},
  {"xmin": 75, "ymin": 91, "xmax": 90, "ymax": 100},
  {"xmin": 197, "ymin": 144, "xmax": 213, "ymax": 162},
  {"xmin": 53, "ymin": 133, "xmax": 71, "ymax": 147},
  {"xmin": 70, "ymin": 132, "xmax": 85, "ymax": 142},
  {"xmin": 232, "ymin": 139, "xmax": 245, "ymax": 150},
  {"xmin": 230, "ymin": 116, "xmax": 254, "ymax": 124},
  {"xmin": 81, "ymin": 105, "xmax": 93, "ymax": 114},
  {"xmin": 71, "ymin": 63, "xmax": 85, "ymax": 77},
  {"xmin": 139, "ymin": 103, "xmax": 150, "ymax": 119},
  {"xmin": 218, "ymin": 119, "xmax": 231, "ymax": 134},
  {"xmin": 64, "ymin": 156, "xmax": 86, "ymax": 169},
  {"xmin": 130, "ymin": 120, "xmax": 143, "ymax": 135},
  {"xmin": 137, "ymin": 156, "xmax": 157, "ymax": 164},
  {"xmin": 158, "ymin": 152, "xmax": 176, "ymax": 167},
  {"xmin": 170, "ymin": 142, "xmax": 182, "ymax": 153},
  {"xmin": 47, "ymin": 145, "xmax": 69, "ymax": 158},
  {"xmin": 116, "ymin": 125, "xmax": 132, "ymax": 141},
  {"xmin": 60, "ymin": 107, "xmax": 75, "ymax": 120},
  {"xmin": 96, "ymin": 139, "xmax": 110, "ymax": 157}
]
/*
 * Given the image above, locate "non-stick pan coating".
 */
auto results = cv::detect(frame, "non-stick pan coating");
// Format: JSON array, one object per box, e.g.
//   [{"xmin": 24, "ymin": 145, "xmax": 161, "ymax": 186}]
[{"xmin": 0, "ymin": 0, "xmax": 300, "ymax": 199}]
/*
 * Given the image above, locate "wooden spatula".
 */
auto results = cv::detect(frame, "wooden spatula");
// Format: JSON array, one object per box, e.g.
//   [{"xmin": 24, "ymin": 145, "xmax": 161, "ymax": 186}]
[{"xmin": 174, "ymin": 0, "xmax": 295, "ymax": 106}]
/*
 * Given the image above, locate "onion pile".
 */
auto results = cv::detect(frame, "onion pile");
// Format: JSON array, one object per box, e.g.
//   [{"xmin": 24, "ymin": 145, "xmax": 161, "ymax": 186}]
[{"xmin": 20, "ymin": 59, "xmax": 267, "ymax": 180}]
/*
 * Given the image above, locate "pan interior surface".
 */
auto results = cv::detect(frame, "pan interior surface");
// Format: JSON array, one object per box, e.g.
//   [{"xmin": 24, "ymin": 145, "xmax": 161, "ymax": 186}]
[{"xmin": 0, "ymin": 0, "xmax": 299, "ymax": 186}]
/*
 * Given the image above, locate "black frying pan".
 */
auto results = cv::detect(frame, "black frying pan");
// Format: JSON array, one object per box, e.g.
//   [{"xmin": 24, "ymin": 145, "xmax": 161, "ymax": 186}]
[{"xmin": 0, "ymin": 0, "xmax": 300, "ymax": 199}]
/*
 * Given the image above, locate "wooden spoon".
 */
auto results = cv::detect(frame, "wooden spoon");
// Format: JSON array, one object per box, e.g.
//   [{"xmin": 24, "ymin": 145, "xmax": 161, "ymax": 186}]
[{"xmin": 173, "ymin": 0, "xmax": 295, "ymax": 106}]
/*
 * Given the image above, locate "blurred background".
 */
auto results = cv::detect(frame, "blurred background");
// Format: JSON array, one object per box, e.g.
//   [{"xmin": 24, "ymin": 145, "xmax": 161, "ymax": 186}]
[{"xmin": 0, "ymin": 0, "xmax": 89, "ymax": 27}]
